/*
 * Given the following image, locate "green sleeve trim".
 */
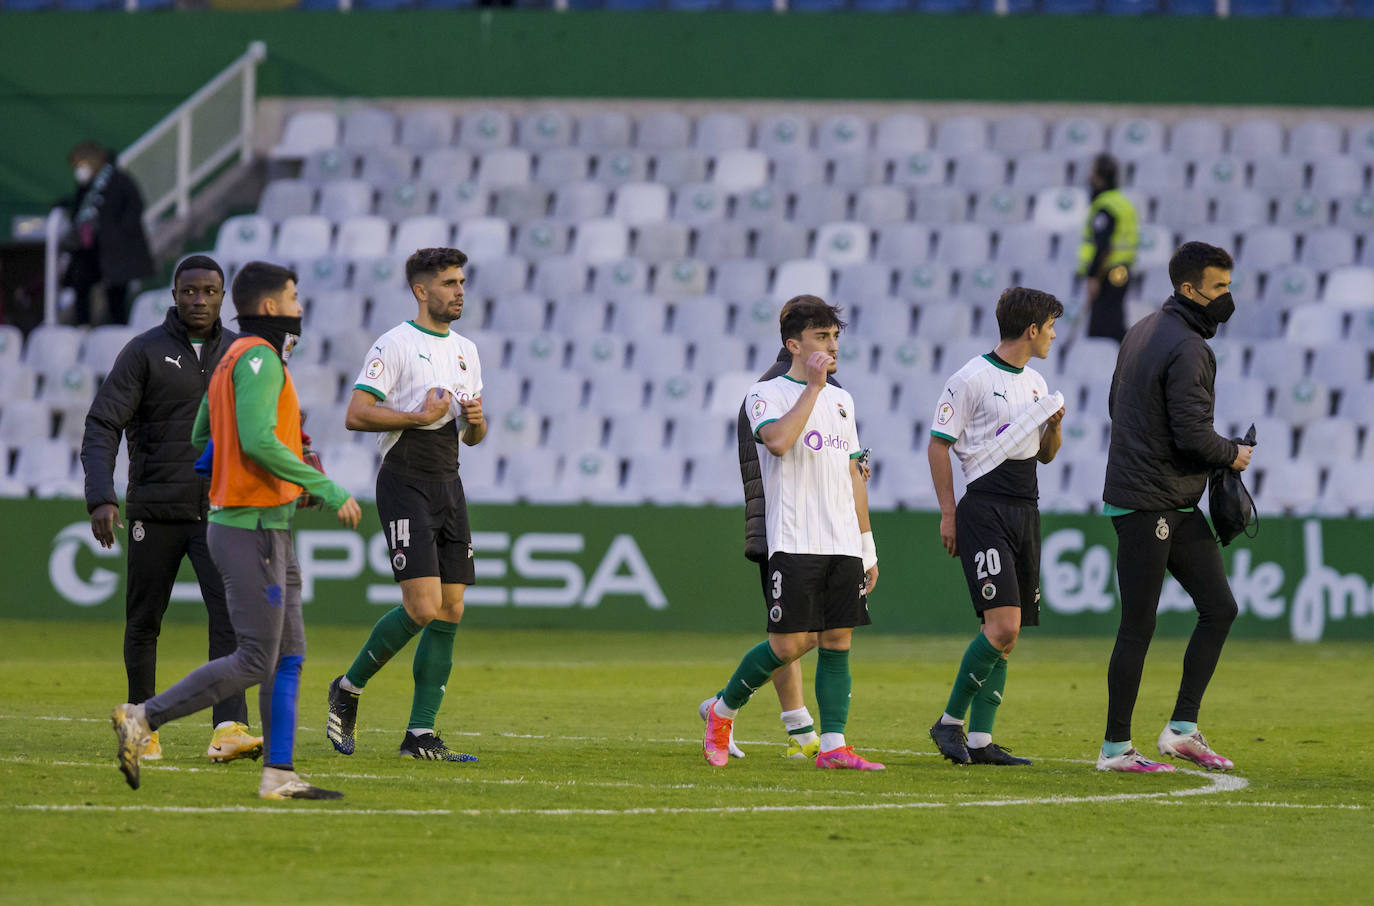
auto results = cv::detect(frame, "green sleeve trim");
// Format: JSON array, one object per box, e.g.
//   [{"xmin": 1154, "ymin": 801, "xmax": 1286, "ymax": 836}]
[
  {"xmin": 191, "ymin": 394, "xmax": 211, "ymax": 450},
  {"xmin": 1101, "ymin": 503, "xmax": 1134, "ymax": 517},
  {"xmin": 752, "ymin": 417, "xmax": 779, "ymax": 440},
  {"xmin": 232, "ymin": 354, "xmax": 350, "ymax": 510},
  {"xmin": 930, "ymin": 430, "xmax": 957, "ymax": 443},
  {"xmin": 849, "ymin": 449, "xmax": 863, "ymax": 459},
  {"xmin": 353, "ymin": 383, "xmax": 385, "ymax": 401}
]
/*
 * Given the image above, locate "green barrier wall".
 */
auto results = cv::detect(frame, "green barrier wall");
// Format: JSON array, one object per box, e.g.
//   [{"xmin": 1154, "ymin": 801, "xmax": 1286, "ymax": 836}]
[
  {"xmin": 3, "ymin": 12, "xmax": 1374, "ymax": 234},
  {"xmin": 7, "ymin": 498, "xmax": 1373, "ymax": 641}
]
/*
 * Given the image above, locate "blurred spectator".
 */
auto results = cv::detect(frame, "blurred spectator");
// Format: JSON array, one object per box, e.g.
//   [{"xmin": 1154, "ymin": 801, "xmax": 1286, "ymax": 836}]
[
  {"xmin": 60, "ymin": 141, "xmax": 154, "ymax": 326},
  {"xmin": 1075, "ymin": 154, "xmax": 1138, "ymax": 343}
]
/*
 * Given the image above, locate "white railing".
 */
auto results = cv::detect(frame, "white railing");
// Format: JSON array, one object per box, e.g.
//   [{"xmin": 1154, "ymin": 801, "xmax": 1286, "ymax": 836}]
[{"xmin": 45, "ymin": 41, "xmax": 268, "ymax": 325}]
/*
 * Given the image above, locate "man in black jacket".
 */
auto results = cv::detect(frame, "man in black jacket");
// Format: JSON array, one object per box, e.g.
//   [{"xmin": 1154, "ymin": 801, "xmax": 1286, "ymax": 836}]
[
  {"xmin": 61, "ymin": 141, "xmax": 155, "ymax": 326},
  {"xmin": 1096, "ymin": 241, "xmax": 1252, "ymax": 774},
  {"xmin": 81, "ymin": 255, "xmax": 262, "ymax": 763}
]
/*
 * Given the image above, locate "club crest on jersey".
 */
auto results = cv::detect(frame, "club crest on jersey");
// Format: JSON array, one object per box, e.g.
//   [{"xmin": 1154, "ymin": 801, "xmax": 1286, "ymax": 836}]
[
  {"xmin": 457, "ymin": 355, "xmax": 468, "ymax": 372},
  {"xmin": 981, "ymin": 581, "xmax": 997, "ymax": 600},
  {"xmin": 837, "ymin": 402, "xmax": 848, "ymax": 418},
  {"xmin": 365, "ymin": 357, "xmax": 385, "ymax": 379},
  {"xmin": 392, "ymin": 551, "xmax": 407, "ymax": 571},
  {"xmin": 937, "ymin": 401, "xmax": 955, "ymax": 425},
  {"xmin": 1156, "ymin": 517, "xmax": 1170, "ymax": 541},
  {"xmin": 131, "ymin": 521, "xmax": 145, "ymax": 542},
  {"xmin": 750, "ymin": 397, "xmax": 767, "ymax": 420},
  {"xmin": 769, "ymin": 604, "xmax": 783, "ymax": 623}
]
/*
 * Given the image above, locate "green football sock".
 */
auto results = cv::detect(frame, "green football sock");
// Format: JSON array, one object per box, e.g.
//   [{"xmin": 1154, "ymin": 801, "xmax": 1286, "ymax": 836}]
[
  {"xmin": 969, "ymin": 655, "xmax": 1008, "ymax": 735},
  {"xmin": 943, "ymin": 633, "xmax": 1005, "ymax": 722},
  {"xmin": 721, "ymin": 641, "xmax": 785, "ymax": 710},
  {"xmin": 344, "ymin": 606, "xmax": 421, "ymax": 689},
  {"xmin": 815, "ymin": 648, "xmax": 852, "ymax": 735},
  {"xmin": 408, "ymin": 619, "xmax": 458, "ymax": 731}
]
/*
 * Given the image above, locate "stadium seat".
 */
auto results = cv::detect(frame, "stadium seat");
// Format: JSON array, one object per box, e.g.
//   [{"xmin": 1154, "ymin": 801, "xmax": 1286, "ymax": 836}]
[
  {"xmin": 917, "ymin": 303, "xmax": 974, "ymax": 340},
  {"xmin": 694, "ymin": 112, "xmax": 751, "ymax": 154},
  {"xmin": 215, "ymin": 215, "xmax": 275, "ymax": 262},
  {"xmin": 652, "ymin": 149, "xmax": 708, "ymax": 188},
  {"xmin": 517, "ymin": 110, "xmax": 573, "ymax": 152},
  {"xmin": 817, "ymin": 114, "xmax": 871, "ymax": 157},
  {"xmin": 341, "ymin": 108, "xmax": 396, "ymax": 150},
  {"xmin": 547, "ymin": 294, "xmax": 608, "ymax": 338},
  {"xmin": 836, "ymin": 262, "xmax": 895, "ymax": 302},
  {"xmin": 486, "ymin": 406, "xmax": 543, "ymax": 455},
  {"xmin": 305, "ymin": 291, "xmax": 368, "ymax": 340},
  {"xmin": 612, "ymin": 183, "xmax": 670, "ymax": 226},
  {"xmin": 1168, "ymin": 119, "xmax": 1225, "ymax": 157},
  {"xmin": 692, "ymin": 222, "xmax": 750, "ymax": 263},
  {"xmin": 895, "ymin": 262, "xmax": 953, "ymax": 304},
  {"xmin": 713, "ymin": 260, "xmax": 770, "ymax": 303},
  {"xmin": 934, "ymin": 116, "xmax": 988, "ymax": 154},
  {"xmin": 813, "ymin": 223, "xmax": 872, "ymax": 267},
  {"xmin": 534, "ymin": 149, "xmax": 591, "ymax": 189},
  {"xmin": 1155, "ymin": 188, "xmax": 1210, "ymax": 228},
  {"xmin": 1049, "ymin": 117, "xmax": 1106, "ymax": 157},
  {"xmin": 375, "ymin": 182, "xmax": 431, "ymax": 223},
  {"xmin": 0, "ymin": 401, "xmax": 53, "ymax": 449},
  {"xmin": 1296, "ymin": 416, "xmax": 1360, "ymax": 465},
  {"xmin": 494, "ymin": 186, "xmax": 553, "ymax": 227},
  {"xmin": 1229, "ymin": 119, "xmax": 1286, "ymax": 160},
  {"xmin": 475, "ymin": 149, "xmax": 532, "ymax": 188},
  {"xmin": 1213, "ymin": 191, "xmax": 1269, "ymax": 230},
  {"xmin": 1032, "ymin": 186, "xmax": 1089, "ymax": 230},
  {"xmin": 757, "ymin": 114, "xmax": 811, "ymax": 157},
  {"xmin": 1130, "ymin": 154, "xmax": 1187, "ymax": 191},
  {"xmin": 874, "ymin": 113, "xmax": 930, "ymax": 154},
  {"xmin": 972, "ymin": 187, "xmax": 1029, "ymax": 226},
  {"xmin": 459, "ymin": 110, "xmax": 513, "ymax": 151},
  {"xmin": 1109, "ymin": 118, "xmax": 1166, "ymax": 160},
  {"xmin": 671, "ymin": 183, "xmax": 727, "ymax": 226},
  {"xmin": 513, "ymin": 220, "xmax": 570, "ymax": 262},
  {"xmin": 624, "ymin": 334, "xmax": 689, "ymax": 378},
  {"xmin": 951, "ymin": 152, "xmax": 1009, "ymax": 190},
  {"xmin": 889, "ymin": 150, "xmax": 947, "ymax": 189},
  {"xmin": 335, "ymin": 216, "xmax": 391, "ymax": 259},
  {"xmin": 454, "ymin": 217, "xmax": 511, "ymax": 261},
  {"xmin": 418, "ymin": 148, "xmax": 474, "ymax": 187},
  {"xmin": 486, "ymin": 293, "xmax": 548, "ymax": 335},
  {"xmin": 935, "ymin": 224, "xmax": 992, "ymax": 269},
  {"xmin": 715, "ymin": 149, "xmax": 770, "ymax": 193},
  {"xmin": 259, "ymin": 180, "xmax": 317, "ymax": 223},
  {"xmin": 1010, "ymin": 152, "xmax": 1070, "ymax": 190},
  {"xmin": 768, "ymin": 151, "xmax": 825, "ymax": 192},
  {"xmin": 1239, "ymin": 226, "xmax": 1297, "ymax": 268},
  {"xmin": 301, "ymin": 148, "xmax": 359, "ymax": 185},
  {"xmin": 271, "ymin": 111, "xmax": 339, "ymax": 159},
  {"xmin": 274, "ymin": 215, "xmax": 333, "ymax": 260},
  {"xmin": 399, "ymin": 109, "xmax": 455, "ymax": 150},
  {"xmin": 1336, "ymin": 194, "xmax": 1374, "ymax": 232},
  {"xmin": 575, "ymin": 111, "xmax": 631, "ymax": 152},
  {"xmin": 872, "ymin": 223, "xmax": 932, "ymax": 265},
  {"xmin": 23, "ymin": 325, "xmax": 83, "ymax": 371},
  {"xmin": 1255, "ymin": 460, "xmax": 1322, "ymax": 516},
  {"xmin": 552, "ymin": 182, "xmax": 610, "ymax": 222},
  {"xmin": 593, "ymin": 258, "xmax": 648, "ymax": 299},
  {"xmin": 571, "ymin": 219, "xmax": 631, "ymax": 264},
  {"xmin": 318, "ymin": 180, "xmax": 375, "ymax": 223},
  {"xmin": 651, "ymin": 260, "xmax": 711, "ymax": 300},
  {"xmin": 1322, "ymin": 267, "xmax": 1374, "ymax": 308},
  {"xmin": 598, "ymin": 150, "xmax": 651, "ymax": 187},
  {"xmin": 633, "ymin": 222, "xmax": 690, "ymax": 264},
  {"xmin": 1289, "ymin": 120, "xmax": 1344, "ymax": 158}
]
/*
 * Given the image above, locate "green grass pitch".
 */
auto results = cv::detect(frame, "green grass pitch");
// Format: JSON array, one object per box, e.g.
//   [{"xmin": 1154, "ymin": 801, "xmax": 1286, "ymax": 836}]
[{"xmin": 0, "ymin": 619, "xmax": 1369, "ymax": 904}]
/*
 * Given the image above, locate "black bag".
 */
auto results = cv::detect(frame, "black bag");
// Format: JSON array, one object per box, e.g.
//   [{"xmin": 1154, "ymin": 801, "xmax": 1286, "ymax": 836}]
[{"xmin": 1208, "ymin": 423, "xmax": 1258, "ymax": 546}]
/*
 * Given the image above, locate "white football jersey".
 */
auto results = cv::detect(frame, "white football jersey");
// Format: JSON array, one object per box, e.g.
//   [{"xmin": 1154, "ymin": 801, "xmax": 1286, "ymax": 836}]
[
  {"xmin": 353, "ymin": 320, "xmax": 484, "ymax": 459},
  {"xmin": 745, "ymin": 375, "xmax": 863, "ymax": 557},
  {"xmin": 930, "ymin": 352, "xmax": 1049, "ymax": 486}
]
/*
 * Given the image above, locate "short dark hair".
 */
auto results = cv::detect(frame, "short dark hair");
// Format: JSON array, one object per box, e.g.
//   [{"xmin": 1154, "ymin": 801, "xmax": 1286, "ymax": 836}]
[
  {"xmin": 173, "ymin": 254, "xmax": 224, "ymax": 288},
  {"xmin": 230, "ymin": 261, "xmax": 298, "ymax": 314},
  {"xmin": 67, "ymin": 140, "xmax": 109, "ymax": 165},
  {"xmin": 405, "ymin": 247, "xmax": 469, "ymax": 288},
  {"xmin": 1090, "ymin": 153, "xmax": 1120, "ymax": 190},
  {"xmin": 779, "ymin": 295, "xmax": 847, "ymax": 344},
  {"xmin": 995, "ymin": 287, "xmax": 1064, "ymax": 340},
  {"xmin": 1169, "ymin": 241, "xmax": 1234, "ymax": 292}
]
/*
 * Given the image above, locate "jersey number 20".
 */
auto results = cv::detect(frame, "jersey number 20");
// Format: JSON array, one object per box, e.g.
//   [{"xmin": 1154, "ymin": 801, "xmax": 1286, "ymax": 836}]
[{"xmin": 974, "ymin": 548, "xmax": 1002, "ymax": 579}]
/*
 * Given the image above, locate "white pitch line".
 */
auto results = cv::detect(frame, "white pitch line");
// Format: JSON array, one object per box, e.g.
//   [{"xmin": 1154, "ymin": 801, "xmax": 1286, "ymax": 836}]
[{"xmin": 13, "ymin": 804, "xmax": 452, "ymax": 816}]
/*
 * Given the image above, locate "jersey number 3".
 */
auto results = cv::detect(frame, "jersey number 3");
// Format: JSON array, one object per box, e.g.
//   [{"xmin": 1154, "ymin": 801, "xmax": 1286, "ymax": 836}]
[{"xmin": 974, "ymin": 548, "xmax": 1002, "ymax": 579}]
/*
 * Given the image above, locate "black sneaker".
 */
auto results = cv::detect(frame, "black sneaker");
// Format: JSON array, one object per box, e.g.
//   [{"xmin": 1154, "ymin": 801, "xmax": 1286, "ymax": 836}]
[
  {"xmin": 326, "ymin": 676, "xmax": 359, "ymax": 756},
  {"xmin": 929, "ymin": 720, "xmax": 971, "ymax": 765},
  {"xmin": 399, "ymin": 731, "xmax": 479, "ymax": 763},
  {"xmin": 968, "ymin": 742, "xmax": 1032, "ymax": 766}
]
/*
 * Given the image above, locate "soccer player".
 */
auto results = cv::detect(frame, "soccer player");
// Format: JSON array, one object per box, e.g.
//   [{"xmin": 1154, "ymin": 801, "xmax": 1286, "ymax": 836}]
[
  {"xmin": 927, "ymin": 287, "xmax": 1066, "ymax": 766},
  {"xmin": 111, "ymin": 261, "xmax": 362, "ymax": 799},
  {"xmin": 701, "ymin": 295, "xmax": 883, "ymax": 771},
  {"xmin": 1097, "ymin": 241, "xmax": 1251, "ymax": 773},
  {"xmin": 82, "ymin": 254, "xmax": 263, "ymax": 764},
  {"xmin": 326, "ymin": 247, "xmax": 486, "ymax": 762}
]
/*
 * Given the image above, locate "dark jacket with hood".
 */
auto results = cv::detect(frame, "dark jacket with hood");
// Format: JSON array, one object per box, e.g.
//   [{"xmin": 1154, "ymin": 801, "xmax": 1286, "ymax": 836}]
[
  {"xmin": 1103, "ymin": 294, "xmax": 1239, "ymax": 511},
  {"xmin": 82, "ymin": 307, "xmax": 236, "ymax": 521}
]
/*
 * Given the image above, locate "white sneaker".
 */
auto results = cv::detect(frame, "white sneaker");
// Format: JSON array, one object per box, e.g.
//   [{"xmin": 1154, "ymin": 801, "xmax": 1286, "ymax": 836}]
[
  {"xmin": 1096, "ymin": 746, "xmax": 1177, "ymax": 773},
  {"xmin": 111, "ymin": 703, "xmax": 152, "ymax": 790},
  {"xmin": 1157, "ymin": 726, "xmax": 1235, "ymax": 771},
  {"xmin": 698, "ymin": 697, "xmax": 746, "ymax": 758},
  {"xmin": 258, "ymin": 766, "xmax": 344, "ymax": 800}
]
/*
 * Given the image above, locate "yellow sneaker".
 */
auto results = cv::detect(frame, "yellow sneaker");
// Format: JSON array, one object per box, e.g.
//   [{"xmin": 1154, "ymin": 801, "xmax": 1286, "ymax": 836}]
[
  {"xmin": 142, "ymin": 731, "xmax": 162, "ymax": 761},
  {"xmin": 207, "ymin": 723, "xmax": 264, "ymax": 763},
  {"xmin": 782, "ymin": 736, "xmax": 821, "ymax": 759}
]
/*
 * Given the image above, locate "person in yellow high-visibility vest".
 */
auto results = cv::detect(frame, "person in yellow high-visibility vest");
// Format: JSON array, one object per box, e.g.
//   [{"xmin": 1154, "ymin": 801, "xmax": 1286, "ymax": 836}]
[{"xmin": 1076, "ymin": 154, "xmax": 1138, "ymax": 342}]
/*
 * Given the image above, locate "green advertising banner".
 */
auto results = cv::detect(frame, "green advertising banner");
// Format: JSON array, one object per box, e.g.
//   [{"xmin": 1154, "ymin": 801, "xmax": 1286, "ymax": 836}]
[{"xmin": 5, "ymin": 499, "xmax": 1373, "ymax": 642}]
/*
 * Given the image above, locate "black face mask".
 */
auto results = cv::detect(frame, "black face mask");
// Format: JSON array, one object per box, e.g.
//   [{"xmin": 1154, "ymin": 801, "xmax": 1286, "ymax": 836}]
[
  {"xmin": 237, "ymin": 314, "xmax": 302, "ymax": 363},
  {"xmin": 1194, "ymin": 289, "xmax": 1235, "ymax": 325}
]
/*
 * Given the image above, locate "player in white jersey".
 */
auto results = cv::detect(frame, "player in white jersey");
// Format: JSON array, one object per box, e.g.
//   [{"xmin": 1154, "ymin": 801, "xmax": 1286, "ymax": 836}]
[
  {"xmin": 701, "ymin": 295, "xmax": 885, "ymax": 771},
  {"xmin": 927, "ymin": 287, "xmax": 1065, "ymax": 766},
  {"xmin": 326, "ymin": 248, "xmax": 487, "ymax": 763}
]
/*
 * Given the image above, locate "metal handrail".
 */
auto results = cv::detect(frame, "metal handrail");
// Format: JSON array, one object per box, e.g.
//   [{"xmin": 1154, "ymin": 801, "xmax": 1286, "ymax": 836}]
[{"xmin": 43, "ymin": 41, "xmax": 268, "ymax": 325}]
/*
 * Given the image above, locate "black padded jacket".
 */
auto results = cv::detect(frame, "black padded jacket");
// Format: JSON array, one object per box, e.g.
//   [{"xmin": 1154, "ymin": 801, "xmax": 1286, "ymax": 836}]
[
  {"xmin": 81, "ymin": 308, "xmax": 235, "ymax": 521},
  {"xmin": 1103, "ymin": 295, "xmax": 1239, "ymax": 511}
]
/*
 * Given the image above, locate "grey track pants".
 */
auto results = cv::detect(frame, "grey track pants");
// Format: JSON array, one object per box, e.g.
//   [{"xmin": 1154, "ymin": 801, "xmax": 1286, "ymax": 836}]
[{"xmin": 143, "ymin": 524, "xmax": 304, "ymax": 759}]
